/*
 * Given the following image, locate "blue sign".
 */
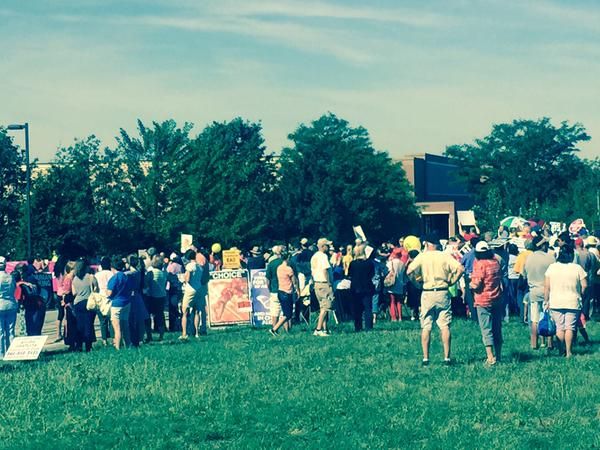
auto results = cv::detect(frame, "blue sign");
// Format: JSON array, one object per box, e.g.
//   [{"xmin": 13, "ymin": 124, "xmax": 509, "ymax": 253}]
[{"xmin": 250, "ymin": 269, "xmax": 271, "ymax": 327}]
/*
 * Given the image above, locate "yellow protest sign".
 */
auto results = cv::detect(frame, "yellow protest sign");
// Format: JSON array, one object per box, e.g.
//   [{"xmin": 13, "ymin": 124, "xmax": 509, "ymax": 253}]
[{"xmin": 222, "ymin": 249, "xmax": 241, "ymax": 269}]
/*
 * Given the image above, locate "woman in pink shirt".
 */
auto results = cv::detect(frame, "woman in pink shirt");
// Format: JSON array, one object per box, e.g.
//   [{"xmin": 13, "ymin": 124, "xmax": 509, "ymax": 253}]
[
  {"xmin": 270, "ymin": 253, "xmax": 298, "ymax": 336},
  {"xmin": 469, "ymin": 241, "xmax": 503, "ymax": 365}
]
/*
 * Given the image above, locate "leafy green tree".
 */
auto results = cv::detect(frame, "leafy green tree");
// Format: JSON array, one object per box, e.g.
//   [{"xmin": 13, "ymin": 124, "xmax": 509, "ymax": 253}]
[
  {"xmin": 445, "ymin": 118, "xmax": 590, "ymax": 228},
  {"xmin": 276, "ymin": 113, "xmax": 419, "ymax": 244},
  {"xmin": 29, "ymin": 136, "xmax": 106, "ymax": 257},
  {"xmin": 173, "ymin": 118, "xmax": 276, "ymax": 248},
  {"xmin": 112, "ymin": 119, "xmax": 193, "ymax": 249},
  {"xmin": 0, "ymin": 129, "xmax": 27, "ymax": 258}
]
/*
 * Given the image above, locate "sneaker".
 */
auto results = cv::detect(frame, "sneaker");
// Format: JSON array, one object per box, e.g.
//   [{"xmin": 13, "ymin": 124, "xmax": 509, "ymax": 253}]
[
  {"xmin": 269, "ymin": 329, "xmax": 279, "ymax": 337},
  {"xmin": 313, "ymin": 330, "xmax": 329, "ymax": 337},
  {"xmin": 178, "ymin": 335, "xmax": 189, "ymax": 341},
  {"xmin": 421, "ymin": 359, "xmax": 430, "ymax": 367},
  {"xmin": 443, "ymin": 359, "xmax": 452, "ymax": 367}
]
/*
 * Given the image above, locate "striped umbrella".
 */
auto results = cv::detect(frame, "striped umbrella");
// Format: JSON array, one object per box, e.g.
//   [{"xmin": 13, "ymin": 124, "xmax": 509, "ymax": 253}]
[{"xmin": 500, "ymin": 216, "xmax": 526, "ymax": 229}]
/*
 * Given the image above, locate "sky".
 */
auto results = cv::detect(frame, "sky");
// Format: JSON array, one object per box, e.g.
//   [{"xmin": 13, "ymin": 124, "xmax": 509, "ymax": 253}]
[{"xmin": 1, "ymin": 0, "xmax": 599, "ymax": 161}]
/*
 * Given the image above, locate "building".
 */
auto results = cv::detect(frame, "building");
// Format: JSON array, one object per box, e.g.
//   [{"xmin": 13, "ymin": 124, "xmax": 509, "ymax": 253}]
[{"xmin": 399, "ymin": 153, "xmax": 473, "ymax": 238}]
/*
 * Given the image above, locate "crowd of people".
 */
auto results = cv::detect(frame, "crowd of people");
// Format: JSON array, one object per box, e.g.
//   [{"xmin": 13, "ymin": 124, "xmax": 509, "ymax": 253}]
[{"xmin": 0, "ymin": 218, "xmax": 598, "ymax": 366}]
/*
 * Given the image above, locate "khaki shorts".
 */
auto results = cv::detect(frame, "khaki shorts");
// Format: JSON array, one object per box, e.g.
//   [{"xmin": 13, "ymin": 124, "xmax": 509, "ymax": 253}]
[
  {"xmin": 182, "ymin": 289, "xmax": 206, "ymax": 311},
  {"xmin": 529, "ymin": 288, "xmax": 545, "ymax": 323},
  {"xmin": 111, "ymin": 303, "xmax": 131, "ymax": 321},
  {"xmin": 314, "ymin": 282, "xmax": 333, "ymax": 311},
  {"xmin": 270, "ymin": 292, "xmax": 281, "ymax": 318},
  {"xmin": 420, "ymin": 290, "xmax": 452, "ymax": 331}
]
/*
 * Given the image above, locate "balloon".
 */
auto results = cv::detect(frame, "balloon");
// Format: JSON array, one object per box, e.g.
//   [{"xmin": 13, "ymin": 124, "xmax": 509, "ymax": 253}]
[
  {"xmin": 211, "ymin": 243, "xmax": 222, "ymax": 253},
  {"xmin": 403, "ymin": 235, "xmax": 421, "ymax": 252}
]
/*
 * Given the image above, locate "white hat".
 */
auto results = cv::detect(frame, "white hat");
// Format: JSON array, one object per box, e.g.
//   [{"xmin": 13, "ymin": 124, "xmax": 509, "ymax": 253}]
[
  {"xmin": 475, "ymin": 241, "xmax": 490, "ymax": 252},
  {"xmin": 300, "ymin": 238, "xmax": 309, "ymax": 246}
]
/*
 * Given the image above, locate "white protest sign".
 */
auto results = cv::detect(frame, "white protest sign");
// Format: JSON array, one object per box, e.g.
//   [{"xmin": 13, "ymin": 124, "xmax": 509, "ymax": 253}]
[
  {"xmin": 3, "ymin": 336, "xmax": 48, "ymax": 361},
  {"xmin": 180, "ymin": 234, "xmax": 193, "ymax": 254},
  {"xmin": 353, "ymin": 225, "xmax": 367, "ymax": 242},
  {"xmin": 457, "ymin": 210, "xmax": 476, "ymax": 226}
]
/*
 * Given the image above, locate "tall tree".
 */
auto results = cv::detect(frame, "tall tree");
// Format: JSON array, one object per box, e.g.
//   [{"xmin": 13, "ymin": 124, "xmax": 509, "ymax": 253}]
[
  {"xmin": 276, "ymin": 113, "xmax": 419, "ymax": 244},
  {"xmin": 29, "ymin": 136, "xmax": 105, "ymax": 257},
  {"xmin": 113, "ymin": 119, "xmax": 193, "ymax": 249},
  {"xmin": 0, "ymin": 129, "xmax": 27, "ymax": 258},
  {"xmin": 444, "ymin": 118, "xmax": 590, "ymax": 230},
  {"xmin": 174, "ymin": 118, "xmax": 276, "ymax": 248}
]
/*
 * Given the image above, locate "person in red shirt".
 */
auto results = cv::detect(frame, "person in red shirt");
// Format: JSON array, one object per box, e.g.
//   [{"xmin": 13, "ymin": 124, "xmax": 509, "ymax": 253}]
[{"xmin": 469, "ymin": 241, "xmax": 503, "ymax": 365}]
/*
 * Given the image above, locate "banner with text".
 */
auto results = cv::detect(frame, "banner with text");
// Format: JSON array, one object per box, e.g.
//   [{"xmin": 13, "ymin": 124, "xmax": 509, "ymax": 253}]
[
  {"xmin": 207, "ymin": 269, "xmax": 252, "ymax": 326},
  {"xmin": 250, "ymin": 269, "xmax": 271, "ymax": 327}
]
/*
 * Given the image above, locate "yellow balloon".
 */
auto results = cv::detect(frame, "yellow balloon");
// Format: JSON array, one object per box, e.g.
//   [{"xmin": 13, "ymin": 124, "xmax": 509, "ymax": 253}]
[
  {"xmin": 211, "ymin": 243, "xmax": 222, "ymax": 253},
  {"xmin": 403, "ymin": 235, "xmax": 421, "ymax": 252}
]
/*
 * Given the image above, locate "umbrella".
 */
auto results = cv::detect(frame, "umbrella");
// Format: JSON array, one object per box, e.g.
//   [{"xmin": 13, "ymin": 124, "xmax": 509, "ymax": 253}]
[
  {"xmin": 569, "ymin": 219, "xmax": 586, "ymax": 235},
  {"xmin": 500, "ymin": 216, "xmax": 526, "ymax": 229}
]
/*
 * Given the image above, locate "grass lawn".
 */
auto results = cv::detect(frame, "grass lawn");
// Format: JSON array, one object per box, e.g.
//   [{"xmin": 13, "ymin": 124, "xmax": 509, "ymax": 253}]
[{"xmin": 1, "ymin": 318, "xmax": 599, "ymax": 449}]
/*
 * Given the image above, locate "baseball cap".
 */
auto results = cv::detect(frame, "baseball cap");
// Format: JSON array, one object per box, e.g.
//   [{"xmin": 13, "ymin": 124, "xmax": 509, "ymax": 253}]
[
  {"xmin": 300, "ymin": 238, "xmax": 309, "ymax": 246},
  {"xmin": 586, "ymin": 236, "xmax": 599, "ymax": 246},
  {"xmin": 475, "ymin": 241, "xmax": 490, "ymax": 252},
  {"xmin": 317, "ymin": 238, "xmax": 332, "ymax": 247}
]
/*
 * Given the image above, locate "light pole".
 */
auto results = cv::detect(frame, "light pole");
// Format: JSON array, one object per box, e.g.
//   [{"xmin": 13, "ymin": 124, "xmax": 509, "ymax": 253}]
[{"xmin": 7, "ymin": 123, "xmax": 31, "ymax": 260}]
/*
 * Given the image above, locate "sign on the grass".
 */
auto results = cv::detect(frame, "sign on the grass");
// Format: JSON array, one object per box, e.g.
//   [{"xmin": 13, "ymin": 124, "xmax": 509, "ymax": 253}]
[
  {"xmin": 3, "ymin": 336, "xmax": 48, "ymax": 361},
  {"xmin": 250, "ymin": 269, "xmax": 270, "ymax": 327},
  {"xmin": 208, "ymin": 269, "xmax": 251, "ymax": 326},
  {"xmin": 222, "ymin": 249, "xmax": 241, "ymax": 269}
]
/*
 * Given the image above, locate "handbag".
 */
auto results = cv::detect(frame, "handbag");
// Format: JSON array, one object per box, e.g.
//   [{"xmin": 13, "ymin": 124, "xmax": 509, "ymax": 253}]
[{"xmin": 538, "ymin": 310, "xmax": 556, "ymax": 337}]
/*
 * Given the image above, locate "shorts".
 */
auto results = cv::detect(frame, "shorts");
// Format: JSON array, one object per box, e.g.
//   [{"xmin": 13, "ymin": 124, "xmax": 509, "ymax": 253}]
[
  {"xmin": 550, "ymin": 309, "xmax": 579, "ymax": 332},
  {"xmin": 314, "ymin": 282, "xmax": 333, "ymax": 311},
  {"xmin": 528, "ymin": 289, "xmax": 544, "ymax": 323},
  {"xmin": 111, "ymin": 303, "xmax": 131, "ymax": 321},
  {"xmin": 420, "ymin": 291, "xmax": 452, "ymax": 331},
  {"xmin": 270, "ymin": 292, "xmax": 281, "ymax": 318},
  {"xmin": 277, "ymin": 291, "xmax": 293, "ymax": 318},
  {"xmin": 182, "ymin": 289, "xmax": 206, "ymax": 311}
]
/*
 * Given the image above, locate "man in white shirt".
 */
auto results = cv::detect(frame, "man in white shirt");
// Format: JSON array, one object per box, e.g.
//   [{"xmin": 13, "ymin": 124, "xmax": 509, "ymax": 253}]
[{"xmin": 311, "ymin": 238, "xmax": 333, "ymax": 336}]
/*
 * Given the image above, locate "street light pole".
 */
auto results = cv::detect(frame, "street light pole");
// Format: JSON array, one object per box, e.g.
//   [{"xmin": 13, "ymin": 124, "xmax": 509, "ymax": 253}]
[{"xmin": 7, "ymin": 123, "xmax": 32, "ymax": 260}]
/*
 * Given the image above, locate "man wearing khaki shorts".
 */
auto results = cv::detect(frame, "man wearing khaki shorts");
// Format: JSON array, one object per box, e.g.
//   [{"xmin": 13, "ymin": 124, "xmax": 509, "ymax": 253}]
[
  {"xmin": 311, "ymin": 238, "xmax": 334, "ymax": 336},
  {"xmin": 407, "ymin": 235, "xmax": 464, "ymax": 366}
]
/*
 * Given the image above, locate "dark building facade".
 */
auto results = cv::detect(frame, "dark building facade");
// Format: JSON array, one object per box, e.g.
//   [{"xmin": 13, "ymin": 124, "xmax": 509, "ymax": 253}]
[{"xmin": 400, "ymin": 153, "xmax": 473, "ymax": 238}]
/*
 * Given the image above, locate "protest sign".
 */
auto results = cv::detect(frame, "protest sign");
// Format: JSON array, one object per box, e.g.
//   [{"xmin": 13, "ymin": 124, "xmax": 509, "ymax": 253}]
[
  {"xmin": 353, "ymin": 225, "xmax": 367, "ymax": 242},
  {"xmin": 222, "ymin": 249, "xmax": 241, "ymax": 269},
  {"xmin": 3, "ymin": 336, "xmax": 48, "ymax": 361},
  {"xmin": 457, "ymin": 210, "xmax": 476, "ymax": 226},
  {"xmin": 250, "ymin": 269, "xmax": 270, "ymax": 327},
  {"xmin": 549, "ymin": 222, "xmax": 564, "ymax": 234},
  {"xmin": 180, "ymin": 234, "xmax": 193, "ymax": 254},
  {"xmin": 207, "ymin": 269, "xmax": 252, "ymax": 326}
]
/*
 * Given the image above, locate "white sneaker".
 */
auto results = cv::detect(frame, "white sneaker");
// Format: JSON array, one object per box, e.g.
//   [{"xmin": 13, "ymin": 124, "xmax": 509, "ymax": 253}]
[{"xmin": 313, "ymin": 330, "xmax": 329, "ymax": 337}]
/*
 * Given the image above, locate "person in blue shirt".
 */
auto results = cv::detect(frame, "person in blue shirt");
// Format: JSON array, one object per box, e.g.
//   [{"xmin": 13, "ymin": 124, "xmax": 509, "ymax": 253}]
[{"xmin": 107, "ymin": 257, "xmax": 133, "ymax": 350}]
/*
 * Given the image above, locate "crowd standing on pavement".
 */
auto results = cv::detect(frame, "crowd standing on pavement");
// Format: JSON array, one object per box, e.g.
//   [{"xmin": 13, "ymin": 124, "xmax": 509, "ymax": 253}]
[{"xmin": 0, "ymin": 217, "xmax": 598, "ymax": 366}]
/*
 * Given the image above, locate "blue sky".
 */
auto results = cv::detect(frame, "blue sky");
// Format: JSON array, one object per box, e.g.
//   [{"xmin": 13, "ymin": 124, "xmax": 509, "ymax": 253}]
[{"xmin": 1, "ymin": 0, "xmax": 599, "ymax": 161}]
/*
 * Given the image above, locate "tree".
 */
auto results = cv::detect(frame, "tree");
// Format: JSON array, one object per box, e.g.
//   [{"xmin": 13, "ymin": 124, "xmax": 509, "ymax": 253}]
[
  {"xmin": 444, "ymin": 118, "xmax": 590, "ymax": 229},
  {"xmin": 173, "ymin": 118, "xmax": 276, "ymax": 248},
  {"xmin": 112, "ymin": 119, "xmax": 193, "ymax": 249},
  {"xmin": 0, "ymin": 129, "xmax": 27, "ymax": 258},
  {"xmin": 29, "ymin": 136, "xmax": 106, "ymax": 257},
  {"xmin": 276, "ymin": 113, "xmax": 419, "ymax": 244}
]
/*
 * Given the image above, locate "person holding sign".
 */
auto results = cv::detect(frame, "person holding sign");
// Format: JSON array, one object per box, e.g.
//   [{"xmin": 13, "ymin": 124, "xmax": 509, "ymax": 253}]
[{"xmin": 0, "ymin": 256, "xmax": 17, "ymax": 358}]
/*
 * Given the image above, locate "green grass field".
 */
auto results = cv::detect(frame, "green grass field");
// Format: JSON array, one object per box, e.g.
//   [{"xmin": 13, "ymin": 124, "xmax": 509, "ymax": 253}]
[{"xmin": 1, "ymin": 319, "xmax": 599, "ymax": 449}]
